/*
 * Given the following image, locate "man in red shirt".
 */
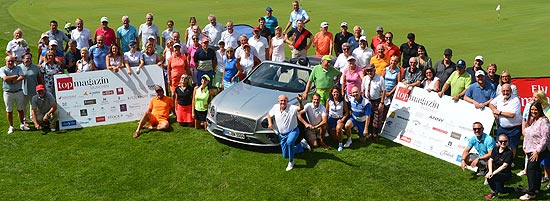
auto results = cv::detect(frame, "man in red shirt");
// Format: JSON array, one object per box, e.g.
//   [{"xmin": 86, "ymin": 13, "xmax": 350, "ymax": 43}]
[
  {"xmin": 95, "ymin": 17, "xmax": 116, "ymax": 46},
  {"xmin": 370, "ymin": 26, "xmax": 385, "ymax": 51},
  {"xmin": 383, "ymin": 32, "xmax": 400, "ymax": 60}
]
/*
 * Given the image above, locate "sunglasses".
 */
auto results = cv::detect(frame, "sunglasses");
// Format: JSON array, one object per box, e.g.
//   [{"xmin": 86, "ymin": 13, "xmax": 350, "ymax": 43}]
[
  {"xmin": 473, "ymin": 128, "xmax": 482, "ymax": 131},
  {"xmin": 192, "ymin": 38, "xmax": 199, "ymax": 40},
  {"xmin": 499, "ymin": 140, "xmax": 508, "ymax": 143}
]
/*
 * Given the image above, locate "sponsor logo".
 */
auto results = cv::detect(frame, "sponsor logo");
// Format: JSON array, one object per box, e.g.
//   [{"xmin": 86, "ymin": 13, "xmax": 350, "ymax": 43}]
[
  {"xmin": 400, "ymin": 135, "xmax": 411, "ymax": 143},
  {"xmin": 80, "ymin": 109, "xmax": 88, "ymax": 116},
  {"xmin": 58, "ymin": 95, "xmax": 77, "ymax": 100},
  {"xmin": 102, "ymin": 90, "xmax": 114, "ymax": 95},
  {"xmin": 80, "ymin": 121, "xmax": 90, "ymax": 125},
  {"xmin": 458, "ymin": 144, "xmax": 467, "ymax": 150},
  {"xmin": 440, "ymin": 150, "xmax": 455, "ymax": 158},
  {"xmin": 456, "ymin": 155, "xmax": 463, "ymax": 162},
  {"xmin": 397, "ymin": 115, "xmax": 409, "ymax": 121},
  {"xmin": 108, "ymin": 114, "xmax": 124, "ymax": 120},
  {"xmin": 95, "ymin": 116, "xmax": 106, "ymax": 122},
  {"xmin": 447, "ymin": 141, "xmax": 453, "ymax": 147},
  {"xmin": 429, "ymin": 115, "xmax": 444, "ymax": 122},
  {"xmin": 450, "ymin": 132, "xmax": 461, "ymax": 140},
  {"xmin": 120, "ymin": 104, "xmax": 127, "ymax": 112},
  {"xmin": 395, "ymin": 87, "xmax": 410, "ymax": 102},
  {"xmin": 61, "ymin": 102, "xmax": 68, "ymax": 107},
  {"xmin": 57, "ymin": 77, "xmax": 74, "ymax": 91},
  {"xmin": 432, "ymin": 127, "xmax": 448, "ymax": 134},
  {"xmin": 116, "ymin": 87, "xmax": 124, "ymax": 95},
  {"xmin": 84, "ymin": 99, "xmax": 96, "ymax": 105},
  {"xmin": 61, "ymin": 120, "xmax": 77, "ymax": 127}
]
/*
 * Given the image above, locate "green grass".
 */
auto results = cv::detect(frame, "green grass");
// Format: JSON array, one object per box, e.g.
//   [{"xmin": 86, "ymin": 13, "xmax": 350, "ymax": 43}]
[{"xmin": 1, "ymin": 0, "xmax": 550, "ymax": 200}]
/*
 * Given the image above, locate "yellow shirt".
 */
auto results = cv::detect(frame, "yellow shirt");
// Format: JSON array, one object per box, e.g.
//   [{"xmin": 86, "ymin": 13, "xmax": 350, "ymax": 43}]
[{"xmin": 370, "ymin": 55, "xmax": 390, "ymax": 75}]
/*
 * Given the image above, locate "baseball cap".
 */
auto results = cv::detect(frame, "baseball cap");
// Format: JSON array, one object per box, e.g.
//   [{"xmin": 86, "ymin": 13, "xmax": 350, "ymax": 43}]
[
  {"xmin": 147, "ymin": 35, "xmax": 155, "ymax": 40},
  {"xmin": 321, "ymin": 55, "xmax": 332, "ymax": 61},
  {"xmin": 49, "ymin": 40, "xmax": 58, "ymax": 46},
  {"xmin": 201, "ymin": 37, "xmax": 209, "ymax": 43},
  {"xmin": 128, "ymin": 40, "xmax": 136, "ymax": 46},
  {"xmin": 456, "ymin": 59, "xmax": 466, "ymax": 67},
  {"xmin": 40, "ymin": 33, "xmax": 49, "ymax": 39},
  {"xmin": 444, "ymin": 48, "xmax": 453, "ymax": 56},
  {"xmin": 35, "ymin": 84, "xmax": 45, "ymax": 92},
  {"xmin": 475, "ymin": 70, "xmax": 485, "ymax": 77},
  {"xmin": 320, "ymin": 22, "xmax": 329, "ymax": 28},
  {"xmin": 173, "ymin": 42, "xmax": 181, "ymax": 47},
  {"xmin": 201, "ymin": 74, "xmax": 211, "ymax": 81},
  {"xmin": 365, "ymin": 63, "xmax": 375, "ymax": 70},
  {"xmin": 347, "ymin": 56, "xmax": 356, "ymax": 61},
  {"xmin": 100, "ymin": 17, "xmax": 109, "ymax": 23},
  {"xmin": 376, "ymin": 26, "xmax": 383, "ymax": 31},
  {"xmin": 359, "ymin": 36, "xmax": 367, "ymax": 41},
  {"xmin": 407, "ymin": 33, "xmax": 415, "ymax": 39},
  {"xmin": 253, "ymin": 26, "xmax": 260, "ymax": 31},
  {"xmin": 475, "ymin": 55, "xmax": 484, "ymax": 62},
  {"xmin": 340, "ymin": 22, "xmax": 348, "ymax": 27},
  {"xmin": 266, "ymin": 6, "xmax": 273, "ymax": 12},
  {"xmin": 218, "ymin": 40, "xmax": 225, "ymax": 45}
]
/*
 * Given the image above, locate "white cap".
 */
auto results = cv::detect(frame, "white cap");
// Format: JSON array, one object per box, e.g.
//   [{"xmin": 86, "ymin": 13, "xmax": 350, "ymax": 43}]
[
  {"xmin": 340, "ymin": 22, "xmax": 348, "ymax": 27},
  {"xmin": 147, "ymin": 35, "xmax": 156, "ymax": 40},
  {"xmin": 320, "ymin": 22, "xmax": 329, "ymax": 28},
  {"xmin": 173, "ymin": 43, "xmax": 181, "ymax": 47},
  {"xmin": 49, "ymin": 40, "xmax": 58, "ymax": 46},
  {"xmin": 359, "ymin": 36, "xmax": 367, "ymax": 41},
  {"xmin": 474, "ymin": 55, "xmax": 484, "ymax": 62},
  {"xmin": 475, "ymin": 70, "xmax": 485, "ymax": 77},
  {"xmin": 347, "ymin": 56, "xmax": 356, "ymax": 61},
  {"xmin": 100, "ymin": 17, "xmax": 109, "ymax": 22}
]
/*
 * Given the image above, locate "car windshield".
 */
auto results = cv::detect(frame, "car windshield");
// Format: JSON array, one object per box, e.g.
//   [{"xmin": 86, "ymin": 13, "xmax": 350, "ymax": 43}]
[{"xmin": 245, "ymin": 63, "xmax": 310, "ymax": 93}]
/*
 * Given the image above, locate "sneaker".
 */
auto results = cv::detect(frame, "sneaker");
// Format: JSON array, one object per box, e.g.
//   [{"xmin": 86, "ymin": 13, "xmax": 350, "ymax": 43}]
[
  {"xmin": 484, "ymin": 178, "xmax": 489, "ymax": 185},
  {"xmin": 343, "ymin": 138, "xmax": 352, "ymax": 148},
  {"xmin": 338, "ymin": 146, "xmax": 343, "ymax": 152},
  {"xmin": 324, "ymin": 131, "xmax": 329, "ymax": 137},
  {"xmin": 19, "ymin": 124, "xmax": 30, "ymax": 131},
  {"xmin": 7, "ymin": 126, "xmax": 14, "ymax": 134},
  {"xmin": 477, "ymin": 169, "xmax": 487, "ymax": 176},
  {"xmin": 511, "ymin": 162, "xmax": 515, "ymax": 168},
  {"xmin": 300, "ymin": 139, "xmax": 311, "ymax": 151},
  {"xmin": 517, "ymin": 170, "xmax": 527, "ymax": 176},
  {"xmin": 519, "ymin": 194, "xmax": 535, "ymax": 200},
  {"xmin": 542, "ymin": 177, "xmax": 549, "ymax": 183},
  {"xmin": 485, "ymin": 192, "xmax": 496, "ymax": 199},
  {"xmin": 50, "ymin": 128, "xmax": 56, "ymax": 132},
  {"xmin": 515, "ymin": 185, "xmax": 526, "ymax": 193},
  {"xmin": 285, "ymin": 161, "xmax": 294, "ymax": 171}
]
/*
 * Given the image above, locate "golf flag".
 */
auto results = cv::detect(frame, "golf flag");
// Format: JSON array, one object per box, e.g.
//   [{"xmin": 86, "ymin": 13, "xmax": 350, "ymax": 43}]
[{"xmin": 496, "ymin": 4, "xmax": 501, "ymax": 11}]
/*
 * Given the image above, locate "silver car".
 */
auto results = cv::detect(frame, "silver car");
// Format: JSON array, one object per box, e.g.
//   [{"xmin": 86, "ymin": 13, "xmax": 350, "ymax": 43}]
[{"xmin": 207, "ymin": 61, "xmax": 312, "ymax": 146}]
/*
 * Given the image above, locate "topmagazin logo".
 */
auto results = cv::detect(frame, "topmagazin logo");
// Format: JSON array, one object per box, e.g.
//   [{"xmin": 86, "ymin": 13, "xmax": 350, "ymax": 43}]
[
  {"xmin": 395, "ymin": 87, "xmax": 410, "ymax": 102},
  {"xmin": 57, "ymin": 77, "xmax": 74, "ymax": 91}
]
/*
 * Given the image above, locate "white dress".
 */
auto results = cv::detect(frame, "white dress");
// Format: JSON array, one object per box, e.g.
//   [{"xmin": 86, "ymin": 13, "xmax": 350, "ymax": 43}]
[{"xmin": 271, "ymin": 36, "xmax": 285, "ymax": 62}]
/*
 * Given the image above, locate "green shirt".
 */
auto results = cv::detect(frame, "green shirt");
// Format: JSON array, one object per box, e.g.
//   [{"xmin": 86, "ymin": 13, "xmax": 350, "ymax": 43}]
[
  {"xmin": 446, "ymin": 71, "xmax": 472, "ymax": 97},
  {"xmin": 308, "ymin": 65, "xmax": 341, "ymax": 90}
]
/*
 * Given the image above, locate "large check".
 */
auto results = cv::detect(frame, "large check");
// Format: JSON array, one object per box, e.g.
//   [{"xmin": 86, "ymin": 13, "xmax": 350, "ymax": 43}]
[
  {"xmin": 53, "ymin": 66, "xmax": 165, "ymax": 130},
  {"xmin": 381, "ymin": 83, "xmax": 495, "ymax": 167}
]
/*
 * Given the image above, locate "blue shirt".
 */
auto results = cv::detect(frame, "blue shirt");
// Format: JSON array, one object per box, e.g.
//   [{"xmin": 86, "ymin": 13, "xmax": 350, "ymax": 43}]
[
  {"xmin": 347, "ymin": 36, "xmax": 360, "ymax": 51},
  {"xmin": 117, "ymin": 25, "xmax": 138, "ymax": 52},
  {"xmin": 467, "ymin": 133, "xmax": 496, "ymax": 156},
  {"xmin": 0, "ymin": 65, "xmax": 24, "ymax": 91},
  {"xmin": 223, "ymin": 58, "xmax": 238, "ymax": 82},
  {"xmin": 89, "ymin": 45, "xmax": 110, "ymax": 70},
  {"xmin": 264, "ymin": 15, "xmax": 278, "ymax": 35},
  {"xmin": 465, "ymin": 82, "xmax": 495, "ymax": 104},
  {"xmin": 289, "ymin": 8, "xmax": 309, "ymax": 28},
  {"xmin": 350, "ymin": 97, "xmax": 371, "ymax": 122},
  {"xmin": 384, "ymin": 66, "xmax": 399, "ymax": 91}
]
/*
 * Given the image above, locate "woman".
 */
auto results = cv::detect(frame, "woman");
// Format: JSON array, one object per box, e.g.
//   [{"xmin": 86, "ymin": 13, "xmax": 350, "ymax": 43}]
[
  {"xmin": 236, "ymin": 44, "xmax": 261, "ymax": 80},
  {"xmin": 37, "ymin": 33, "xmax": 50, "ymax": 63},
  {"xmin": 187, "ymin": 34, "xmax": 201, "ymax": 85},
  {"xmin": 416, "ymin": 45, "xmax": 431, "ymax": 71},
  {"xmin": 161, "ymin": 20, "xmax": 176, "ymax": 48},
  {"xmin": 518, "ymin": 90, "xmax": 550, "ymax": 177},
  {"xmin": 496, "ymin": 71, "xmax": 518, "ymax": 96},
  {"xmin": 214, "ymin": 40, "xmax": 227, "ymax": 89},
  {"xmin": 175, "ymin": 74, "xmax": 194, "ymax": 126},
  {"xmin": 222, "ymin": 47, "xmax": 241, "ymax": 89},
  {"xmin": 341, "ymin": 57, "xmax": 363, "ymax": 100},
  {"xmin": 192, "ymin": 75, "xmax": 217, "ymax": 130},
  {"xmin": 124, "ymin": 41, "xmax": 143, "ymax": 71},
  {"xmin": 184, "ymin": 17, "xmax": 198, "ymax": 46},
  {"xmin": 270, "ymin": 26, "xmax": 286, "ymax": 62},
  {"xmin": 519, "ymin": 102, "xmax": 550, "ymax": 200},
  {"xmin": 106, "ymin": 43, "xmax": 130, "ymax": 74},
  {"xmin": 162, "ymin": 39, "xmax": 174, "ymax": 67},
  {"xmin": 6, "ymin": 28, "xmax": 29, "ymax": 64},
  {"xmin": 422, "ymin": 67, "xmax": 440, "ymax": 92},
  {"xmin": 139, "ymin": 43, "xmax": 163, "ymax": 69},
  {"xmin": 383, "ymin": 55, "xmax": 402, "ymax": 99},
  {"xmin": 76, "ymin": 48, "xmax": 95, "ymax": 72},
  {"xmin": 484, "ymin": 134, "xmax": 515, "ymax": 199},
  {"xmin": 40, "ymin": 51, "xmax": 63, "ymax": 95},
  {"xmin": 168, "ymin": 43, "xmax": 189, "ymax": 96},
  {"xmin": 326, "ymin": 87, "xmax": 349, "ymax": 152}
]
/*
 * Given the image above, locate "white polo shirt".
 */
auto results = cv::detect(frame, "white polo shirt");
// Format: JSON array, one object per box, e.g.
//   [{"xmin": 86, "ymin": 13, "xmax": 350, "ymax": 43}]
[
  {"xmin": 490, "ymin": 94, "xmax": 522, "ymax": 128},
  {"xmin": 303, "ymin": 103, "xmax": 326, "ymax": 126},
  {"xmin": 363, "ymin": 74, "xmax": 386, "ymax": 101},
  {"xmin": 269, "ymin": 104, "xmax": 299, "ymax": 134},
  {"xmin": 248, "ymin": 36, "xmax": 269, "ymax": 61},
  {"xmin": 71, "ymin": 28, "xmax": 92, "ymax": 49}
]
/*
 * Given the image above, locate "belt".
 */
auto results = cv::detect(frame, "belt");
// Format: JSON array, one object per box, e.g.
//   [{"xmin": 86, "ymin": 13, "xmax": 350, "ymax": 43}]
[{"xmin": 5, "ymin": 89, "xmax": 22, "ymax": 93}]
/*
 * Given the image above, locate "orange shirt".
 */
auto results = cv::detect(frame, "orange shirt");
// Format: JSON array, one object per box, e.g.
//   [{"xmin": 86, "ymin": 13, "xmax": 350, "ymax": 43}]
[
  {"xmin": 370, "ymin": 55, "xmax": 390, "ymax": 75},
  {"xmin": 169, "ymin": 54, "xmax": 188, "ymax": 77},
  {"xmin": 384, "ymin": 43, "xmax": 401, "ymax": 59},
  {"xmin": 149, "ymin": 96, "xmax": 174, "ymax": 120},
  {"xmin": 313, "ymin": 31, "xmax": 333, "ymax": 56},
  {"xmin": 371, "ymin": 36, "xmax": 385, "ymax": 50}
]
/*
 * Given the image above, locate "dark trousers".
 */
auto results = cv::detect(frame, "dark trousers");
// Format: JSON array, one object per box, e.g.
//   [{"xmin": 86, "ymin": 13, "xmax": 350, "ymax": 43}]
[
  {"xmin": 526, "ymin": 150, "xmax": 548, "ymax": 195},
  {"xmin": 488, "ymin": 173, "xmax": 514, "ymax": 194},
  {"xmin": 368, "ymin": 98, "xmax": 382, "ymax": 134}
]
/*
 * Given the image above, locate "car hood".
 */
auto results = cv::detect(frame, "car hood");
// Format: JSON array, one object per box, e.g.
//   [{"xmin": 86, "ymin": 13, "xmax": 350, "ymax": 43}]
[{"xmin": 212, "ymin": 82, "xmax": 298, "ymax": 120}]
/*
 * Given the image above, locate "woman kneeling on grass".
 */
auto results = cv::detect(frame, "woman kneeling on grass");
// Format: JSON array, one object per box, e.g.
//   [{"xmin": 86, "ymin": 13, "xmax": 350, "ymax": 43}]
[{"xmin": 484, "ymin": 134, "xmax": 515, "ymax": 199}]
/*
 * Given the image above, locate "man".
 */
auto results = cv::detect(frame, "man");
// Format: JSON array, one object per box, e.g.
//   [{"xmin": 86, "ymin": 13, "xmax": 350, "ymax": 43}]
[
  {"xmin": 371, "ymin": 26, "xmax": 385, "ymax": 52},
  {"xmin": 202, "ymin": 14, "xmax": 225, "ymax": 48},
  {"xmin": 283, "ymin": 1, "xmax": 310, "ymax": 33},
  {"xmin": 486, "ymin": 63, "xmax": 500, "ymax": 88},
  {"xmin": 303, "ymin": 55, "xmax": 341, "ymax": 106},
  {"xmin": 464, "ymin": 70, "xmax": 496, "ymax": 109},
  {"xmin": 116, "ymin": 16, "xmax": 139, "ymax": 52},
  {"xmin": 362, "ymin": 64, "xmax": 386, "ymax": 141},
  {"xmin": 370, "ymin": 44, "xmax": 390, "ymax": 75},
  {"xmin": 161, "ymin": 20, "xmax": 176, "ymax": 48},
  {"xmin": 402, "ymin": 57, "xmax": 424, "ymax": 88},
  {"xmin": 64, "ymin": 40, "xmax": 81, "ymax": 73},
  {"xmin": 264, "ymin": 6, "xmax": 278, "ymax": 36},
  {"xmin": 171, "ymin": 31, "xmax": 187, "ymax": 53},
  {"xmin": 298, "ymin": 93, "xmax": 328, "ymax": 149},
  {"xmin": 19, "ymin": 53, "xmax": 40, "ymax": 125},
  {"xmin": 89, "ymin": 35, "xmax": 110, "ymax": 70},
  {"xmin": 346, "ymin": 26, "xmax": 362, "ymax": 51},
  {"xmin": 267, "ymin": 94, "xmax": 305, "ymax": 171},
  {"xmin": 235, "ymin": 35, "xmax": 257, "ymax": 59},
  {"xmin": 220, "ymin": 21, "xmax": 239, "ymax": 49},
  {"xmin": 70, "ymin": 18, "xmax": 93, "ymax": 49},
  {"xmin": 31, "ymin": 84, "xmax": 58, "ymax": 132},
  {"xmin": 465, "ymin": 55, "xmax": 486, "ymax": 84},
  {"xmin": 248, "ymin": 26, "xmax": 269, "ymax": 61},
  {"xmin": 186, "ymin": 25, "xmax": 205, "ymax": 48},
  {"xmin": 133, "ymin": 86, "xmax": 174, "ymax": 138},
  {"xmin": 438, "ymin": 59, "xmax": 471, "ymax": 101},
  {"xmin": 399, "ymin": 33, "xmax": 420, "ymax": 68},
  {"xmin": 461, "ymin": 122, "xmax": 496, "ymax": 176},
  {"xmin": 258, "ymin": 17, "xmax": 272, "ymax": 41},
  {"xmin": 95, "ymin": 17, "xmax": 116, "ymax": 46},
  {"xmin": 0, "ymin": 56, "xmax": 29, "ymax": 134},
  {"xmin": 285, "ymin": 20, "xmax": 312, "ymax": 58},
  {"xmin": 334, "ymin": 43, "xmax": 353, "ymax": 71},
  {"xmin": 489, "ymin": 84, "xmax": 522, "ymax": 158},
  {"xmin": 352, "ymin": 36, "xmax": 374, "ymax": 68},
  {"xmin": 194, "ymin": 38, "xmax": 217, "ymax": 86},
  {"xmin": 46, "ymin": 20, "xmax": 69, "ymax": 51},
  {"xmin": 145, "ymin": 36, "xmax": 164, "ymax": 56},
  {"xmin": 333, "ymin": 22, "xmax": 353, "ymax": 55},
  {"xmin": 434, "ymin": 48, "xmax": 456, "ymax": 95},
  {"xmin": 138, "ymin": 13, "xmax": 160, "ymax": 50},
  {"xmin": 345, "ymin": 86, "xmax": 372, "ymax": 145},
  {"xmin": 312, "ymin": 22, "xmax": 333, "ymax": 56},
  {"xmin": 383, "ymin": 32, "xmax": 400, "ymax": 59}
]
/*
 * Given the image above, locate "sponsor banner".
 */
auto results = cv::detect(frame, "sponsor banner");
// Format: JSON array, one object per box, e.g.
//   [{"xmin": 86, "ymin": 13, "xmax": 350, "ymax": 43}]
[
  {"xmin": 381, "ymin": 83, "xmax": 495, "ymax": 168},
  {"xmin": 511, "ymin": 77, "xmax": 550, "ymax": 111},
  {"xmin": 54, "ymin": 66, "xmax": 164, "ymax": 130}
]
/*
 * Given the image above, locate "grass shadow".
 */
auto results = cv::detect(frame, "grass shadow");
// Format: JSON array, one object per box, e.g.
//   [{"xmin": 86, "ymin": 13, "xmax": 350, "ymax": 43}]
[
  {"xmin": 213, "ymin": 136, "xmax": 281, "ymax": 153},
  {"xmin": 295, "ymin": 151, "xmax": 359, "ymax": 168}
]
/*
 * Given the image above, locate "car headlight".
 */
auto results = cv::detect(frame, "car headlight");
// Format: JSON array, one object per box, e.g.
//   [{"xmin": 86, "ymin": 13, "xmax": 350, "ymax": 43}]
[{"xmin": 209, "ymin": 105, "xmax": 216, "ymax": 118}]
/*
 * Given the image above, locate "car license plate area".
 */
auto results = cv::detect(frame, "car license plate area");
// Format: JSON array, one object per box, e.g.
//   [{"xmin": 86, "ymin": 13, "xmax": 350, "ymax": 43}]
[{"xmin": 223, "ymin": 129, "xmax": 246, "ymax": 139}]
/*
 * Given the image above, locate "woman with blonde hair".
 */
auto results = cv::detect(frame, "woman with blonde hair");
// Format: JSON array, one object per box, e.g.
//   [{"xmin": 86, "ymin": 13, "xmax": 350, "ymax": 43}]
[
  {"xmin": 270, "ymin": 26, "xmax": 286, "ymax": 62},
  {"xmin": 496, "ymin": 71, "xmax": 518, "ymax": 96},
  {"xmin": 76, "ymin": 48, "xmax": 95, "ymax": 72}
]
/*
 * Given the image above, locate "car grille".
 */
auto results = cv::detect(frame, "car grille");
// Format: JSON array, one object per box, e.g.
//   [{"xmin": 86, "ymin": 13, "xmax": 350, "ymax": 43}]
[{"xmin": 216, "ymin": 113, "xmax": 257, "ymax": 133}]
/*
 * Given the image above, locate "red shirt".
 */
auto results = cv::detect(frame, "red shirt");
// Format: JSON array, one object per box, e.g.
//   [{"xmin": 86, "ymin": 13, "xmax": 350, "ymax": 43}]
[
  {"xmin": 371, "ymin": 36, "xmax": 385, "ymax": 50},
  {"xmin": 95, "ymin": 27, "xmax": 117, "ymax": 46},
  {"xmin": 384, "ymin": 43, "xmax": 401, "ymax": 59}
]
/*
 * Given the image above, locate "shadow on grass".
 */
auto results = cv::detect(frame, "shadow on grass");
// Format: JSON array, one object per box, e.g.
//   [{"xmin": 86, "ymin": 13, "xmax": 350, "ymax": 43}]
[
  {"xmin": 295, "ymin": 151, "xmax": 359, "ymax": 168},
  {"xmin": 213, "ymin": 136, "xmax": 281, "ymax": 153}
]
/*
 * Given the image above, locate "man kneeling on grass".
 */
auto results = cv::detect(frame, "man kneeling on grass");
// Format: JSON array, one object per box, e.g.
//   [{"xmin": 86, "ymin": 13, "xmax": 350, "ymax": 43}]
[
  {"xmin": 133, "ymin": 85, "xmax": 174, "ymax": 138},
  {"xmin": 31, "ymin": 84, "xmax": 58, "ymax": 132}
]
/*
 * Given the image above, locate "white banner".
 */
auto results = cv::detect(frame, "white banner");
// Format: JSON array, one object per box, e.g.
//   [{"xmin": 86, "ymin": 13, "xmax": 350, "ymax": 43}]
[
  {"xmin": 381, "ymin": 83, "xmax": 495, "ymax": 168},
  {"xmin": 54, "ymin": 66, "xmax": 165, "ymax": 130}
]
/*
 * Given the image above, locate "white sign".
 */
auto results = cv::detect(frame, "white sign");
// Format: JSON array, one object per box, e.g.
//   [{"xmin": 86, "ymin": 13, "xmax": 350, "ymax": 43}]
[
  {"xmin": 381, "ymin": 83, "xmax": 495, "ymax": 167},
  {"xmin": 54, "ymin": 66, "xmax": 165, "ymax": 130}
]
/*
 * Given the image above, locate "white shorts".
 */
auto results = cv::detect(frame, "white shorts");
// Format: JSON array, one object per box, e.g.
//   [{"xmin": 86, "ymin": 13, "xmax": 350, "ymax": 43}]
[{"xmin": 4, "ymin": 90, "xmax": 25, "ymax": 112}]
